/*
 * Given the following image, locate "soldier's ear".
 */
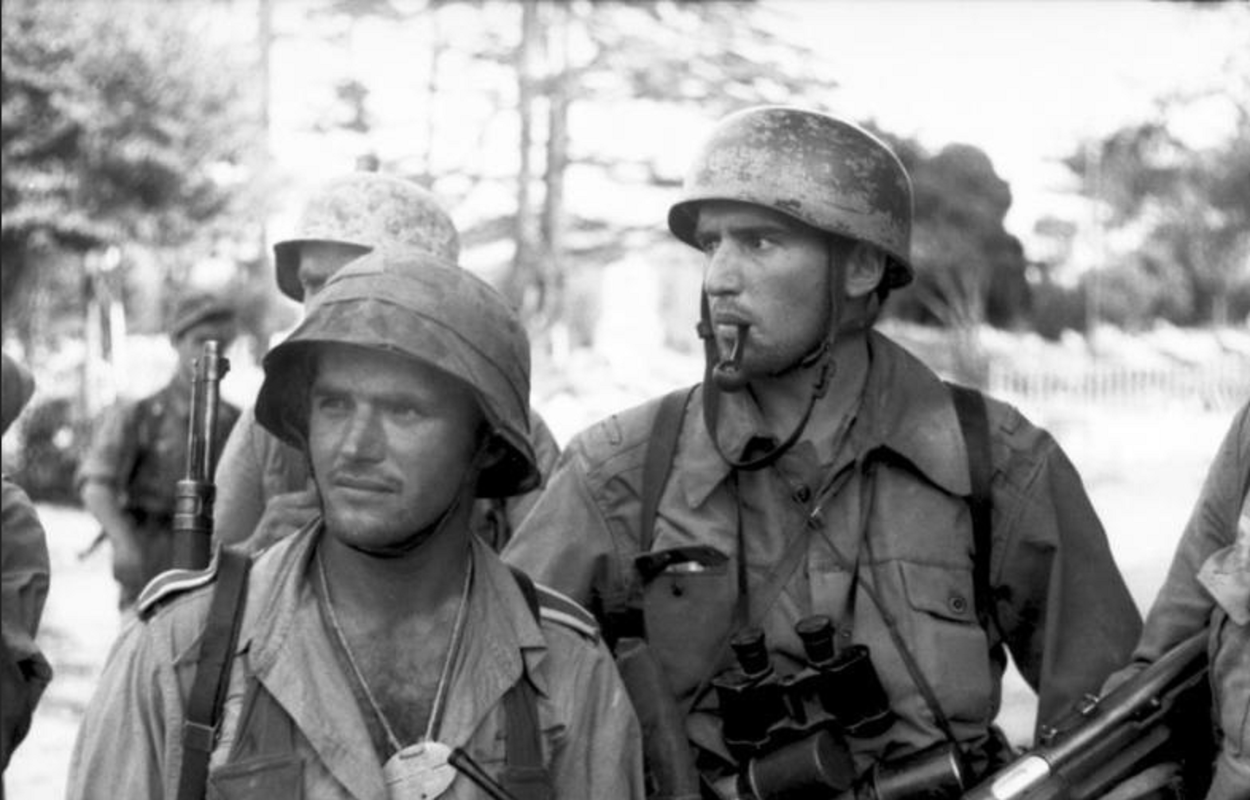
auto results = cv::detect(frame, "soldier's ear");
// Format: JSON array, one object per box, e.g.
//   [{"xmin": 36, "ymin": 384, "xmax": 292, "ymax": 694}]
[
  {"xmin": 471, "ymin": 427, "xmax": 509, "ymax": 470},
  {"xmin": 844, "ymin": 244, "xmax": 886, "ymax": 300}
]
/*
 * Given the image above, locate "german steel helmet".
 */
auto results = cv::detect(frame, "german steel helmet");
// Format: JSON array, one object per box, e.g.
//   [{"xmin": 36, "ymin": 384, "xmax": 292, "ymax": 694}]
[
  {"xmin": 668, "ymin": 106, "xmax": 915, "ymax": 289},
  {"xmin": 274, "ymin": 173, "xmax": 461, "ymax": 301},
  {"xmin": 256, "ymin": 250, "xmax": 538, "ymax": 498}
]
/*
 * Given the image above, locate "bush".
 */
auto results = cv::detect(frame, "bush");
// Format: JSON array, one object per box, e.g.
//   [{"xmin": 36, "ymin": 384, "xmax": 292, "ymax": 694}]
[
  {"xmin": 9, "ymin": 396, "xmax": 87, "ymax": 504},
  {"xmin": 1031, "ymin": 281, "xmax": 1087, "ymax": 341}
]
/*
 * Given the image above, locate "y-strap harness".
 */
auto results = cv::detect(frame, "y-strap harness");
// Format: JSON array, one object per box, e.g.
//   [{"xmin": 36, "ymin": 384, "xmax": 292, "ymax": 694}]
[
  {"xmin": 172, "ymin": 550, "xmax": 551, "ymax": 800},
  {"xmin": 622, "ymin": 380, "xmax": 997, "ymax": 759}
]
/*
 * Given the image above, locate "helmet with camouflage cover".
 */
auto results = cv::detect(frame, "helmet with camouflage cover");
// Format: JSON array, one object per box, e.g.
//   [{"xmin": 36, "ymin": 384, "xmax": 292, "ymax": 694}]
[
  {"xmin": 668, "ymin": 105, "xmax": 914, "ymax": 290},
  {"xmin": 274, "ymin": 172, "xmax": 461, "ymax": 302},
  {"xmin": 256, "ymin": 250, "xmax": 538, "ymax": 498}
]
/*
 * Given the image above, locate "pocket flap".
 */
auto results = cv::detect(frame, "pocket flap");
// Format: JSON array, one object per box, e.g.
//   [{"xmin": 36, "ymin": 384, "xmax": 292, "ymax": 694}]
[
  {"xmin": 899, "ymin": 561, "xmax": 975, "ymax": 623},
  {"xmin": 208, "ymin": 754, "xmax": 302, "ymax": 799},
  {"xmin": 634, "ymin": 545, "xmax": 729, "ymax": 583}
]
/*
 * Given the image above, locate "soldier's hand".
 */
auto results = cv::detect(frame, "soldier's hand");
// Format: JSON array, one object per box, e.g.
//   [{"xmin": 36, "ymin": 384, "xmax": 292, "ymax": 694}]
[{"xmin": 244, "ymin": 483, "xmax": 320, "ymax": 555}]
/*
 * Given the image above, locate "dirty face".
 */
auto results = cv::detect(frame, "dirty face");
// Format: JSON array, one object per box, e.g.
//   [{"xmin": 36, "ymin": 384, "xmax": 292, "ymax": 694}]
[
  {"xmin": 307, "ymin": 343, "xmax": 484, "ymax": 555},
  {"xmin": 695, "ymin": 201, "xmax": 833, "ymax": 379}
]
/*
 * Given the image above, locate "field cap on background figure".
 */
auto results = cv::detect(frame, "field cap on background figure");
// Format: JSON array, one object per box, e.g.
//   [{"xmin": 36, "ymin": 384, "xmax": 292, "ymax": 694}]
[{"xmin": 168, "ymin": 291, "xmax": 237, "ymax": 340}]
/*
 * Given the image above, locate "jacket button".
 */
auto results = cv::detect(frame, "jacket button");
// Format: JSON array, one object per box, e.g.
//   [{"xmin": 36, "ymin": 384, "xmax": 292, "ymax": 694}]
[
  {"xmin": 949, "ymin": 594, "xmax": 968, "ymax": 614},
  {"xmin": 671, "ymin": 583, "xmax": 685, "ymax": 597},
  {"xmin": 792, "ymin": 485, "xmax": 811, "ymax": 503}
]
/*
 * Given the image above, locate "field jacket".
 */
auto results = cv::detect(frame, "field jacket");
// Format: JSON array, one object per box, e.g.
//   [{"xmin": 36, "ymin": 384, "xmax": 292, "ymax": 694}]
[
  {"xmin": 504, "ymin": 330, "xmax": 1141, "ymax": 776},
  {"xmin": 67, "ymin": 528, "xmax": 643, "ymax": 799},
  {"xmin": 1128, "ymin": 400, "xmax": 1250, "ymax": 799}
]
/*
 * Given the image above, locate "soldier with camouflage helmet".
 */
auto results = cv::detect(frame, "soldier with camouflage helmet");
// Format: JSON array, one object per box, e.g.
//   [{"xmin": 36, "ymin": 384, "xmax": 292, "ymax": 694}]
[
  {"xmin": 68, "ymin": 251, "xmax": 644, "ymax": 799},
  {"xmin": 503, "ymin": 106, "xmax": 1142, "ymax": 796},
  {"xmin": 214, "ymin": 171, "xmax": 560, "ymax": 554}
]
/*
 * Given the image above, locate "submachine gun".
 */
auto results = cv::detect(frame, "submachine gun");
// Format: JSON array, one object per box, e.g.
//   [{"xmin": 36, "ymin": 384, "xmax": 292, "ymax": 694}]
[
  {"xmin": 171, "ymin": 340, "xmax": 230, "ymax": 570},
  {"xmin": 963, "ymin": 632, "xmax": 1212, "ymax": 800},
  {"xmin": 708, "ymin": 626, "xmax": 1212, "ymax": 800}
]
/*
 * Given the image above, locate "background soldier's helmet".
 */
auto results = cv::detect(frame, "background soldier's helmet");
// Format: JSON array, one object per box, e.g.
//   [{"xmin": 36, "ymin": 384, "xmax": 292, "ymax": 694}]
[
  {"xmin": 668, "ymin": 105, "xmax": 915, "ymax": 290},
  {"xmin": 256, "ymin": 251, "xmax": 538, "ymax": 498},
  {"xmin": 274, "ymin": 172, "xmax": 461, "ymax": 302}
]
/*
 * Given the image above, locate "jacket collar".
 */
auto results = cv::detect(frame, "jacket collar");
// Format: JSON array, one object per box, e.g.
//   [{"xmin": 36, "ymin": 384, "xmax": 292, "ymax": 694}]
[
  {"xmin": 679, "ymin": 330, "xmax": 971, "ymax": 508},
  {"xmin": 438, "ymin": 534, "xmax": 551, "ymax": 748}
]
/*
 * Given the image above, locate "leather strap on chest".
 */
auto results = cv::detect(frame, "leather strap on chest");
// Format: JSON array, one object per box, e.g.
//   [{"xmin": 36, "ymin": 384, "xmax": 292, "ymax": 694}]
[
  {"xmin": 602, "ymin": 386, "xmax": 695, "ymax": 647},
  {"xmin": 177, "ymin": 546, "xmax": 251, "ymax": 800},
  {"xmin": 947, "ymin": 382, "xmax": 996, "ymax": 636},
  {"xmin": 502, "ymin": 567, "xmax": 553, "ymax": 800}
]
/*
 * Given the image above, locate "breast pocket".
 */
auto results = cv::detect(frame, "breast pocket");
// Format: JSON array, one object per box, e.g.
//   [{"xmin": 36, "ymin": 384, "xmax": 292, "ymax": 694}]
[
  {"xmin": 897, "ymin": 561, "xmax": 994, "ymax": 725},
  {"xmin": 637, "ymin": 545, "xmax": 737, "ymax": 703},
  {"xmin": 207, "ymin": 754, "xmax": 303, "ymax": 800}
]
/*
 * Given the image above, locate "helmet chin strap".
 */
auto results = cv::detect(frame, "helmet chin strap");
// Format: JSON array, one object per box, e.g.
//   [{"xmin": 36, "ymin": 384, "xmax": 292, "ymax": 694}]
[{"xmin": 697, "ymin": 293, "xmax": 834, "ymax": 472}]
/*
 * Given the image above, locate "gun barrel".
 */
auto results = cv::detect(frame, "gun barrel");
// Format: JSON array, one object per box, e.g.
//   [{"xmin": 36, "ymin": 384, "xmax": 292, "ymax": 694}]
[
  {"xmin": 963, "ymin": 632, "xmax": 1208, "ymax": 800},
  {"xmin": 171, "ymin": 340, "xmax": 230, "ymax": 570}
]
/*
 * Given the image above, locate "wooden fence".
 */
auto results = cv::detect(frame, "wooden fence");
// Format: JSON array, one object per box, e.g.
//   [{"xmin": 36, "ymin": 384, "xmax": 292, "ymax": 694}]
[{"xmin": 987, "ymin": 359, "xmax": 1250, "ymax": 411}]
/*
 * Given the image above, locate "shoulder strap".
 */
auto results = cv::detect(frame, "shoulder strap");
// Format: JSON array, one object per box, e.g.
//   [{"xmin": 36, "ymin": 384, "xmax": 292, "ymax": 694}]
[
  {"xmin": 503, "ymin": 566, "xmax": 552, "ymax": 800},
  {"xmin": 639, "ymin": 386, "xmax": 697, "ymax": 553},
  {"xmin": 510, "ymin": 565, "xmax": 541, "ymax": 620},
  {"xmin": 175, "ymin": 547, "xmax": 251, "ymax": 800},
  {"xmin": 947, "ymin": 382, "xmax": 995, "ymax": 634},
  {"xmin": 599, "ymin": 386, "xmax": 695, "ymax": 647}
]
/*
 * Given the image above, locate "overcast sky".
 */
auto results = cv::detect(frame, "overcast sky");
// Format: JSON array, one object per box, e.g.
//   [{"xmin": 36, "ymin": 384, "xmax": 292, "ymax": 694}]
[
  {"xmin": 774, "ymin": 1, "xmax": 1246, "ymax": 235},
  {"xmin": 260, "ymin": 1, "xmax": 1247, "ymax": 248}
]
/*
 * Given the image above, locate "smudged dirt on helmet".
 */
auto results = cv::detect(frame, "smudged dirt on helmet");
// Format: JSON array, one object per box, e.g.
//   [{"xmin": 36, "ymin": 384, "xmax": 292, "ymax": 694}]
[
  {"xmin": 274, "ymin": 173, "xmax": 461, "ymax": 301},
  {"xmin": 257, "ymin": 250, "xmax": 538, "ymax": 497},
  {"xmin": 668, "ymin": 105, "xmax": 914, "ymax": 289}
]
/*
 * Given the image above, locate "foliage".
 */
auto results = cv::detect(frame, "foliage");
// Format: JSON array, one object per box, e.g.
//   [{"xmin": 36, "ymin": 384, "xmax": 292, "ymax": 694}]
[
  {"xmin": 296, "ymin": 0, "xmax": 835, "ymax": 349},
  {"xmin": 877, "ymin": 133, "xmax": 1030, "ymax": 331},
  {"xmin": 6, "ymin": 395, "xmax": 85, "ymax": 503},
  {"xmin": 1030, "ymin": 280, "xmax": 1087, "ymax": 342},
  {"xmin": 1064, "ymin": 36, "xmax": 1250, "ymax": 327},
  {"xmin": 1, "ymin": 1, "xmax": 265, "ymax": 344}
]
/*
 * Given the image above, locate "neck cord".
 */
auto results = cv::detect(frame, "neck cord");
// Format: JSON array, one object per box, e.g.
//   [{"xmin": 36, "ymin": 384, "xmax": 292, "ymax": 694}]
[{"xmin": 316, "ymin": 546, "xmax": 473, "ymax": 752}]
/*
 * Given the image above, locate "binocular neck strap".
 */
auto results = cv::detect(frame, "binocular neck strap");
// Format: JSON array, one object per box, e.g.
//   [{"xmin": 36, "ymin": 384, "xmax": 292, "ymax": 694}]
[{"xmin": 818, "ymin": 456, "xmax": 961, "ymax": 752}]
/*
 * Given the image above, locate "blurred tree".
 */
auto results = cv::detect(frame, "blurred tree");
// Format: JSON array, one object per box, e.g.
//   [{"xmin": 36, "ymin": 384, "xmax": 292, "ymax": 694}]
[
  {"xmin": 1065, "ymin": 43, "xmax": 1250, "ymax": 327},
  {"xmin": 879, "ymin": 135, "xmax": 1031, "ymax": 329},
  {"xmin": 499, "ymin": 1, "xmax": 831, "ymax": 354},
  {"xmin": 1, "ymin": 1, "xmax": 266, "ymax": 355},
  {"xmin": 301, "ymin": 0, "xmax": 832, "ymax": 358}
]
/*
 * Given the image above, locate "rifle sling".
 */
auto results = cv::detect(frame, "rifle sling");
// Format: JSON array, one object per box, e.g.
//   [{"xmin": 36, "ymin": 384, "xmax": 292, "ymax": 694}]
[
  {"xmin": 502, "ymin": 567, "xmax": 553, "ymax": 800},
  {"xmin": 176, "ymin": 547, "xmax": 251, "ymax": 800}
]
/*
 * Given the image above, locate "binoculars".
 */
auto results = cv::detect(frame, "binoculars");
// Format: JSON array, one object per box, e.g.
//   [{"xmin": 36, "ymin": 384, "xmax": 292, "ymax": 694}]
[{"xmin": 712, "ymin": 616, "xmax": 895, "ymax": 762}]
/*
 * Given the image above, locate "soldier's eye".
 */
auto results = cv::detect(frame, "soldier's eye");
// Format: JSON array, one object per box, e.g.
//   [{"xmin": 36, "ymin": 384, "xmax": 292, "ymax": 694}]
[
  {"xmin": 388, "ymin": 403, "xmax": 422, "ymax": 422},
  {"xmin": 312, "ymin": 393, "xmax": 351, "ymax": 415}
]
